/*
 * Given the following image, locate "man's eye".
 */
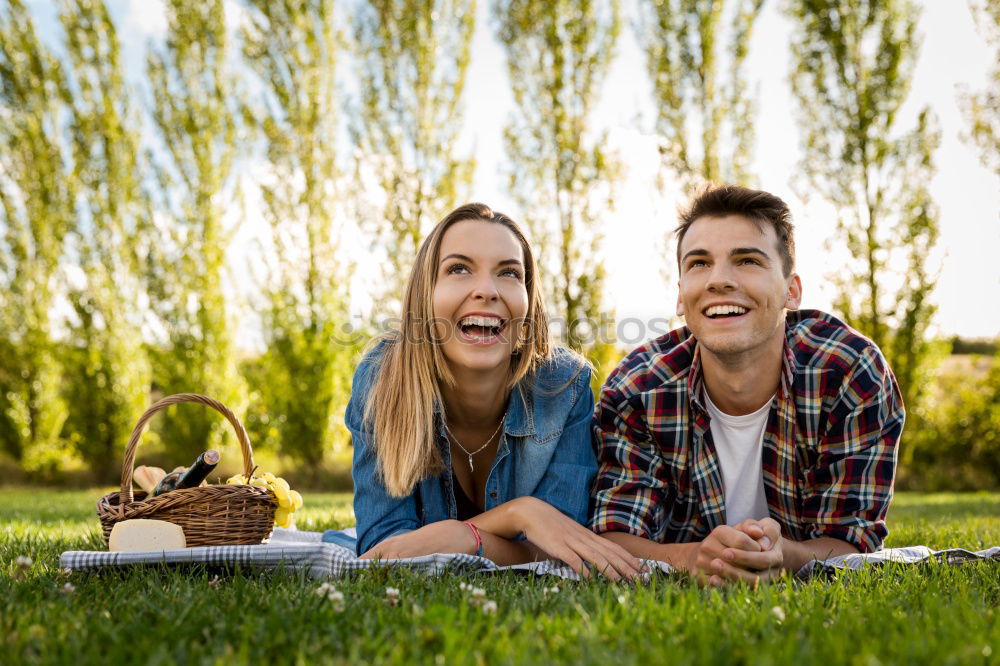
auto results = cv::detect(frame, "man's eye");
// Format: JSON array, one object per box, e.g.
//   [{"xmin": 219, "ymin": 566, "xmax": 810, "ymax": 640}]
[
  {"xmin": 687, "ymin": 260, "xmax": 707, "ymax": 269},
  {"xmin": 739, "ymin": 257, "xmax": 760, "ymax": 266}
]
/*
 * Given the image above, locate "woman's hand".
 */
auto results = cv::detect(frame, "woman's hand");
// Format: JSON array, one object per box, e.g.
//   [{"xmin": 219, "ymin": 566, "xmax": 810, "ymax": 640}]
[
  {"xmin": 358, "ymin": 520, "xmax": 475, "ymax": 560},
  {"xmin": 508, "ymin": 496, "xmax": 643, "ymax": 581}
]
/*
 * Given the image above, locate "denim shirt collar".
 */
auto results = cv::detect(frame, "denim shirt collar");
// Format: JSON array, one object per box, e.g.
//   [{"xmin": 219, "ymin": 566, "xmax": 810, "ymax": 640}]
[{"xmin": 430, "ymin": 378, "xmax": 536, "ymax": 438}]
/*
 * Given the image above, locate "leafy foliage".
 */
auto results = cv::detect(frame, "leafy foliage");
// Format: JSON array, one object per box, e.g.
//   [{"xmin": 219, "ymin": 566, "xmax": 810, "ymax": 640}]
[
  {"xmin": 350, "ymin": 0, "xmax": 477, "ymax": 311},
  {"xmin": 638, "ymin": 0, "xmax": 763, "ymax": 188},
  {"xmin": 59, "ymin": 0, "xmax": 151, "ymax": 481},
  {"xmin": 901, "ymin": 353, "xmax": 1000, "ymax": 491},
  {"xmin": 494, "ymin": 0, "xmax": 623, "ymax": 380},
  {"xmin": 144, "ymin": 0, "xmax": 246, "ymax": 462},
  {"xmin": 241, "ymin": 0, "xmax": 359, "ymax": 465},
  {"xmin": 787, "ymin": 0, "xmax": 942, "ymax": 433},
  {"xmin": 959, "ymin": 0, "xmax": 1000, "ymax": 175},
  {"xmin": 0, "ymin": 0, "xmax": 75, "ymax": 472}
]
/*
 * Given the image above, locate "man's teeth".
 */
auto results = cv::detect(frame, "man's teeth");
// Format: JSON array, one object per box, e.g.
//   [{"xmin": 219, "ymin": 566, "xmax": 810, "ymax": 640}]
[{"xmin": 704, "ymin": 305, "xmax": 748, "ymax": 317}]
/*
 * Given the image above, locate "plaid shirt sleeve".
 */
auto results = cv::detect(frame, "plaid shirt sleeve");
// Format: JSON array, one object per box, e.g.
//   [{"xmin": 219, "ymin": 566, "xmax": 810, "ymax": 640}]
[
  {"xmin": 801, "ymin": 344, "xmax": 903, "ymax": 552},
  {"xmin": 588, "ymin": 367, "xmax": 669, "ymax": 540}
]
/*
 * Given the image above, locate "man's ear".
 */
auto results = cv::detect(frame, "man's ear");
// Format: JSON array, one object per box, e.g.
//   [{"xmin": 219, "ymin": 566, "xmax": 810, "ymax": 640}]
[
  {"xmin": 676, "ymin": 284, "xmax": 685, "ymax": 317},
  {"xmin": 784, "ymin": 273, "xmax": 802, "ymax": 310}
]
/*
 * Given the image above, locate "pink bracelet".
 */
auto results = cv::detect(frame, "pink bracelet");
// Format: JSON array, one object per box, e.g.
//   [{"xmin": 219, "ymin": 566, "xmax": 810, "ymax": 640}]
[{"xmin": 463, "ymin": 521, "xmax": 484, "ymax": 557}]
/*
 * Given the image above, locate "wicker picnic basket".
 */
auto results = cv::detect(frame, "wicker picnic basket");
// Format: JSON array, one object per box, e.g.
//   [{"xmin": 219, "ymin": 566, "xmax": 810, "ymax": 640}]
[{"xmin": 96, "ymin": 393, "xmax": 277, "ymax": 547}]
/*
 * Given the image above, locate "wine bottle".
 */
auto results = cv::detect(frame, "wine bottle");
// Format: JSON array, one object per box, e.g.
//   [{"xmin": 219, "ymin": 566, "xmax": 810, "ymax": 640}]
[{"xmin": 152, "ymin": 449, "xmax": 221, "ymax": 496}]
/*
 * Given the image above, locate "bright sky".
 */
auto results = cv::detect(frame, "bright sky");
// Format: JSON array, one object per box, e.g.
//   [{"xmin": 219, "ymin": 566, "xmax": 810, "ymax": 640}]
[{"xmin": 25, "ymin": 0, "xmax": 1000, "ymax": 343}]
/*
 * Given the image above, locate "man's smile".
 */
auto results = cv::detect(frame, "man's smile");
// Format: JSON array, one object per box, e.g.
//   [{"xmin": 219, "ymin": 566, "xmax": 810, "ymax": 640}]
[{"xmin": 702, "ymin": 303, "xmax": 751, "ymax": 320}]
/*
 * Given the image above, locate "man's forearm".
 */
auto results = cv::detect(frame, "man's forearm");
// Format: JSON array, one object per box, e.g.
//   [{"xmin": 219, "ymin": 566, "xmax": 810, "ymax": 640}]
[
  {"xmin": 780, "ymin": 536, "xmax": 859, "ymax": 572},
  {"xmin": 600, "ymin": 531, "xmax": 697, "ymax": 572}
]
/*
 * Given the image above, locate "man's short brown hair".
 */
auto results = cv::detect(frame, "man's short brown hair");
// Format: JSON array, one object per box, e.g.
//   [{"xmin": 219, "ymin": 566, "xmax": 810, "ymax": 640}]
[{"xmin": 676, "ymin": 184, "xmax": 796, "ymax": 276}]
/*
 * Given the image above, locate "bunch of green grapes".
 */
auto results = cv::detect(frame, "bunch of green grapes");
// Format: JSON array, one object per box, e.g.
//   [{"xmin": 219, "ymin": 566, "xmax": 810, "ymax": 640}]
[{"xmin": 225, "ymin": 471, "xmax": 303, "ymax": 528}]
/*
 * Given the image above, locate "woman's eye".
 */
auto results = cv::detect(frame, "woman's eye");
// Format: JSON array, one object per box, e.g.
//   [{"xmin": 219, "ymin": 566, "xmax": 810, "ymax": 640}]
[
  {"xmin": 446, "ymin": 263, "xmax": 469, "ymax": 275},
  {"xmin": 500, "ymin": 268, "xmax": 523, "ymax": 280}
]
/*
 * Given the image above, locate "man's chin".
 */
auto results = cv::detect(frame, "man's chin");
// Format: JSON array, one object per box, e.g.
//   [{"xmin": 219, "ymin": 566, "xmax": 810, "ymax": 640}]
[{"xmin": 695, "ymin": 334, "xmax": 755, "ymax": 358}]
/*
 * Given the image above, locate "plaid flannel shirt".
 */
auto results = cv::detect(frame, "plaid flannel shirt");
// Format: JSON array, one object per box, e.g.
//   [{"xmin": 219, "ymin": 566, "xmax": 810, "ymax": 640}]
[{"xmin": 590, "ymin": 309, "xmax": 903, "ymax": 553}]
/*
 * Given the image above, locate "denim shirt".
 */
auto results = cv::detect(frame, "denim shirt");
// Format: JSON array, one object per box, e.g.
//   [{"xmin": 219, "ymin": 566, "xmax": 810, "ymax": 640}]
[{"xmin": 349, "ymin": 343, "xmax": 597, "ymax": 556}]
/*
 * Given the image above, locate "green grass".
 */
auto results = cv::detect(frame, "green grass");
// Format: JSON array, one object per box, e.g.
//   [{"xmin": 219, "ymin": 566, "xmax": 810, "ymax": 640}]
[{"xmin": 1, "ymin": 488, "xmax": 997, "ymax": 665}]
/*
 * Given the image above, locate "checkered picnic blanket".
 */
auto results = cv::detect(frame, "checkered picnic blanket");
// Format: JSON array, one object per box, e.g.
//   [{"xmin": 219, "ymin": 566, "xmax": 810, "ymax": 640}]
[
  {"xmin": 59, "ymin": 528, "xmax": 612, "ymax": 579},
  {"xmin": 59, "ymin": 528, "xmax": 998, "ymax": 580}
]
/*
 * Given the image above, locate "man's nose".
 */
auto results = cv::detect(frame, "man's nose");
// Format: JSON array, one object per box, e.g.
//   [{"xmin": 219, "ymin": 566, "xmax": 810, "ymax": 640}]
[{"xmin": 706, "ymin": 263, "xmax": 738, "ymax": 291}]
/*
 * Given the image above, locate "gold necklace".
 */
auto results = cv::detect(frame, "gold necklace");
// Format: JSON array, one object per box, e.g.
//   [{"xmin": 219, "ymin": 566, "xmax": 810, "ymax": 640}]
[{"xmin": 443, "ymin": 410, "xmax": 507, "ymax": 472}]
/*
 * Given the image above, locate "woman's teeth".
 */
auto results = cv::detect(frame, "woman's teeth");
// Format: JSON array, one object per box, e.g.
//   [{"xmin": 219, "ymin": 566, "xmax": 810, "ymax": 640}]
[{"xmin": 458, "ymin": 315, "xmax": 504, "ymax": 336}]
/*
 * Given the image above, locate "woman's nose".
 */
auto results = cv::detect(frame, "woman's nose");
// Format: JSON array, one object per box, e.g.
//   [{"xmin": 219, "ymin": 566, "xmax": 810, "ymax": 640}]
[{"xmin": 471, "ymin": 273, "xmax": 500, "ymax": 301}]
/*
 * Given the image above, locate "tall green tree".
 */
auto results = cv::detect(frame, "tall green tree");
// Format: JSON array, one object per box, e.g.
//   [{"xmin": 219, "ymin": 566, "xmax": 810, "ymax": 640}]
[
  {"xmin": 495, "ymin": 0, "xmax": 622, "ymax": 374},
  {"xmin": 59, "ymin": 0, "xmax": 151, "ymax": 479},
  {"xmin": 145, "ymin": 0, "xmax": 245, "ymax": 461},
  {"xmin": 960, "ymin": 0, "xmax": 1000, "ymax": 175},
  {"xmin": 242, "ymin": 0, "xmax": 357, "ymax": 465},
  {"xmin": 0, "ymin": 0, "xmax": 75, "ymax": 472},
  {"xmin": 351, "ymin": 0, "xmax": 476, "ymax": 310},
  {"xmin": 638, "ymin": 0, "xmax": 764, "ymax": 187},
  {"xmin": 788, "ymin": 0, "xmax": 942, "ymax": 433}
]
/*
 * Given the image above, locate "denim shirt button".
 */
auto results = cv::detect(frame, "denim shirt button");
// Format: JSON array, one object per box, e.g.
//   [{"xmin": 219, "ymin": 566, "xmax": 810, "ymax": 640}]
[{"xmin": 489, "ymin": 491, "xmax": 497, "ymax": 499}]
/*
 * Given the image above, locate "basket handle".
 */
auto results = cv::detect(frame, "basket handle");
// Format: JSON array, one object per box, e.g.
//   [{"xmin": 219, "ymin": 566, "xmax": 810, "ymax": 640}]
[{"xmin": 119, "ymin": 393, "xmax": 256, "ymax": 503}]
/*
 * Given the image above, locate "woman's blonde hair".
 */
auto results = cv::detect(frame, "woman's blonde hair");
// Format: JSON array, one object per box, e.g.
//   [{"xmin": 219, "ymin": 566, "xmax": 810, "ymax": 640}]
[{"xmin": 364, "ymin": 203, "xmax": 551, "ymax": 497}]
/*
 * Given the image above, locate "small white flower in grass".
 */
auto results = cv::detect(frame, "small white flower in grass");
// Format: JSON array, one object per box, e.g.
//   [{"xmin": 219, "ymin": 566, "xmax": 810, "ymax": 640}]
[
  {"xmin": 770, "ymin": 606, "xmax": 786, "ymax": 623},
  {"xmin": 315, "ymin": 583, "xmax": 345, "ymax": 611},
  {"xmin": 982, "ymin": 646, "xmax": 992, "ymax": 658},
  {"xmin": 543, "ymin": 585, "xmax": 559, "ymax": 596},
  {"xmin": 208, "ymin": 575, "xmax": 222, "ymax": 589},
  {"xmin": 14, "ymin": 555, "xmax": 33, "ymax": 581},
  {"xmin": 617, "ymin": 594, "xmax": 627, "ymax": 605},
  {"xmin": 459, "ymin": 582, "xmax": 470, "ymax": 591},
  {"xmin": 466, "ymin": 586, "xmax": 488, "ymax": 608},
  {"xmin": 481, "ymin": 600, "xmax": 498, "ymax": 615},
  {"xmin": 59, "ymin": 582, "xmax": 76, "ymax": 595},
  {"xmin": 386, "ymin": 586, "xmax": 401, "ymax": 606}
]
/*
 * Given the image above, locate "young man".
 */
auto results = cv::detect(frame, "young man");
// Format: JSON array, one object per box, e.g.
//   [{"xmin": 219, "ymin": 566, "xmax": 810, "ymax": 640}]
[{"xmin": 590, "ymin": 185, "xmax": 903, "ymax": 585}]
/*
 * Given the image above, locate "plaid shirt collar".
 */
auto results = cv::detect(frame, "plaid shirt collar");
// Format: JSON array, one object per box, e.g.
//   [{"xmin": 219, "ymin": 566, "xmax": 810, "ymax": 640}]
[{"xmin": 683, "ymin": 327, "xmax": 797, "ymax": 415}]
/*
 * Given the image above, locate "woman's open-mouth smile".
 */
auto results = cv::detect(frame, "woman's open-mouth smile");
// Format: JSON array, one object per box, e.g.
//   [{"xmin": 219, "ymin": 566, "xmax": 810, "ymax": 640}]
[{"xmin": 456, "ymin": 313, "xmax": 508, "ymax": 346}]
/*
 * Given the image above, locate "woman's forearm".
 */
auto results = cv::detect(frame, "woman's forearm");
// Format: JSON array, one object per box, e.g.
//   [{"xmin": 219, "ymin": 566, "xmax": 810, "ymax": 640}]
[
  {"xmin": 468, "ymin": 496, "xmax": 534, "ymax": 539},
  {"xmin": 476, "ymin": 530, "xmax": 541, "ymax": 565},
  {"xmin": 468, "ymin": 497, "xmax": 571, "ymax": 566}
]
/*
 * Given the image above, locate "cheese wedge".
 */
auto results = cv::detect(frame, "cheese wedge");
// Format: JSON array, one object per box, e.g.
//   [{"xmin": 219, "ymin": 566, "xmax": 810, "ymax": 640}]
[{"xmin": 109, "ymin": 519, "xmax": 187, "ymax": 552}]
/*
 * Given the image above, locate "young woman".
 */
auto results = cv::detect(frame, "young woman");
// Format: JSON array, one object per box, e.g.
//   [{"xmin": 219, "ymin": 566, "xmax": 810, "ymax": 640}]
[{"xmin": 344, "ymin": 203, "xmax": 640, "ymax": 580}]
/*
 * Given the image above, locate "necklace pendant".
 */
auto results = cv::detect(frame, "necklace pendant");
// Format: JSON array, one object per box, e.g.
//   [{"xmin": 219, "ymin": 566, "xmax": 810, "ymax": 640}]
[{"xmin": 468, "ymin": 455, "xmax": 475, "ymax": 472}]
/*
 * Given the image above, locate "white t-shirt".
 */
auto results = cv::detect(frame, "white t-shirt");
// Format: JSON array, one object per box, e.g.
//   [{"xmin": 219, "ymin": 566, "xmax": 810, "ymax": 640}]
[{"xmin": 704, "ymin": 391, "xmax": 774, "ymax": 526}]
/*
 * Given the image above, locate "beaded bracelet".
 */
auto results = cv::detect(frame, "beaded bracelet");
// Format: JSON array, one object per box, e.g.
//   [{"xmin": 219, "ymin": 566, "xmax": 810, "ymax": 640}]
[{"xmin": 463, "ymin": 521, "xmax": 484, "ymax": 557}]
